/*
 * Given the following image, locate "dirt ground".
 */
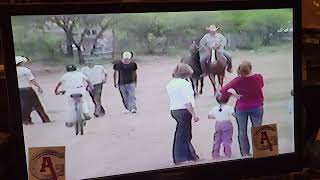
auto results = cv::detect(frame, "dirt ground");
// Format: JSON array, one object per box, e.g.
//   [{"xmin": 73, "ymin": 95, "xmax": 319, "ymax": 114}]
[{"xmin": 22, "ymin": 49, "xmax": 294, "ymax": 180}]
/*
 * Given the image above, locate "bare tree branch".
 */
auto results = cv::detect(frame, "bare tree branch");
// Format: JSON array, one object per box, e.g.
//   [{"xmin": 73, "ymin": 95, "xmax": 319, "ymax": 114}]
[{"xmin": 90, "ymin": 17, "xmax": 114, "ymax": 54}]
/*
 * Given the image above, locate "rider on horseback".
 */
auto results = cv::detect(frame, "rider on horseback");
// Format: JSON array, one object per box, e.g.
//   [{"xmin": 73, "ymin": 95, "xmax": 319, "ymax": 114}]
[{"xmin": 199, "ymin": 25, "xmax": 233, "ymax": 77}]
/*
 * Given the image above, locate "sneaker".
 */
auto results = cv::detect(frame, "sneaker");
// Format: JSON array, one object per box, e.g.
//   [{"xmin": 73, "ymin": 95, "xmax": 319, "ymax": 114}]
[
  {"xmin": 94, "ymin": 113, "xmax": 105, "ymax": 117},
  {"xmin": 123, "ymin": 110, "xmax": 131, "ymax": 114},
  {"xmin": 130, "ymin": 109, "xmax": 137, "ymax": 114},
  {"xmin": 212, "ymin": 154, "xmax": 221, "ymax": 160},
  {"xmin": 243, "ymin": 153, "xmax": 253, "ymax": 158},
  {"xmin": 83, "ymin": 113, "xmax": 91, "ymax": 120}
]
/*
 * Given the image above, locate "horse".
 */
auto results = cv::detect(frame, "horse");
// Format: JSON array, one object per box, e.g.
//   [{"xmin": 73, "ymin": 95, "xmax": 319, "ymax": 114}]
[
  {"xmin": 181, "ymin": 41, "xmax": 204, "ymax": 96},
  {"xmin": 204, "ymin": 47, "xmax": 228, "ymax": 95}
]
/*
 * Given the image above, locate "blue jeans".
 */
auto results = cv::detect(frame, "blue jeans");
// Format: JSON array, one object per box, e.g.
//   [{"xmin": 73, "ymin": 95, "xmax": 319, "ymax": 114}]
[
  {"xmin": 235, "ymin": 106, "xmax": 263, "ymax": 156},
  {"xmin": 119, "ymin": 83, "xmax": 137, "ymax": 111},
  {"xmin": 171, "ymin": 109, "xmax": 199, "ymax": 164}
]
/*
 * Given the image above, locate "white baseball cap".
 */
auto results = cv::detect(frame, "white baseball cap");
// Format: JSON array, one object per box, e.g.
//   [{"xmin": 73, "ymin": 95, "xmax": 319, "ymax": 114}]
[
  {"xmin": 122, "ymin": 51, "xmax": 133, "ymax": 59},
  {"xmin": 15, "ymin": 56, "xmax": 29, "ymax": 65}
]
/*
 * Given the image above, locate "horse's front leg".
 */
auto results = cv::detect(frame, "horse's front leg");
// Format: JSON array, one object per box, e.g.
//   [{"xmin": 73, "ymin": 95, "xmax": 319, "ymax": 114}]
[
  {"xmin": 199, "ymin": 77, "xmax": 204, "ymax": 95},
  {"xmin": 190, "ymin": 78, "xmax": 196, "ymax": 97},
  {"xmin": 208, "ymin": 74, "xmax": 217, "ymax": 95},
  {"xmin": 195, "ymin": 79, "xmax": 199, "ymax": 96},
  {"xmin": 218, "ymin": 75, "xmax": 224, "ymax": 89}
]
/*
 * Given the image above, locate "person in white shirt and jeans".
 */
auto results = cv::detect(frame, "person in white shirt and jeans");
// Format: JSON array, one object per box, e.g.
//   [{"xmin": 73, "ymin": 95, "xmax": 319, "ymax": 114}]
[
  {"xmin": 166, "ymin": 63, "xmax": 200, "ymax": 165},
  {"xmin": 55, "ymin": 65, "xmax": 93, "ymax": 126},
  {"xmin": 16, "ymin": 56, "xmax": 51, "ymax": 125},
  {"xmin": 81, "ymin": 59, "xmax": 108, "ymax": 117}
]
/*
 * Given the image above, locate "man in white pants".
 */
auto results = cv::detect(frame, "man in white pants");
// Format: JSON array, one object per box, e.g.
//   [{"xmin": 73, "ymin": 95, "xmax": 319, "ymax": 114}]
[
  {"xmin": 54, "ymin": 65, "xmax": 93, "ymax": 126},
  {"xmin": 81, "ymin": 59, "xmax": 108, "ymax": 117}
]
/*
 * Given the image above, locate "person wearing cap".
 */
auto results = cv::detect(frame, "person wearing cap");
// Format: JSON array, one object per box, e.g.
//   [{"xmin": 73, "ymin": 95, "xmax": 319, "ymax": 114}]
[
  {"xmin": 15, "ymin": 56, "xmax": 51, "ymax": 125},
  {"xmin": 199, "ymin": 25, "xmax": 233, "ymax": 76},
  {"xmin": 113, "ymin": 51, "xmax": 138, "ymax": 114},
  {"xmin": 55, "ymin": 64, "xmax": 93, "ymax": 125},
  {"xmin": 81, "ymin": 59, "xmax": 108, "ymax": 117},
  {"xmin": 166, "ymin": 63, "xmax": 200, "ymax": 165}
]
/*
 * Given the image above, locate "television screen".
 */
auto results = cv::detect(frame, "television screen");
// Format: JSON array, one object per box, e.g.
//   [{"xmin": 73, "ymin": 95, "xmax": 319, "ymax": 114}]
[{"xmin": 11, "ymin": 8, "xmax": 294, "ymax": 179}]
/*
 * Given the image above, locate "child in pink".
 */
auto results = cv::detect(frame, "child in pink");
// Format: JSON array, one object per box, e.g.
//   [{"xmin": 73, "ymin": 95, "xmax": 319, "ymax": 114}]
[{"xmin": 208, "ymin": 96, "xmax": 235, "ymax": 159}]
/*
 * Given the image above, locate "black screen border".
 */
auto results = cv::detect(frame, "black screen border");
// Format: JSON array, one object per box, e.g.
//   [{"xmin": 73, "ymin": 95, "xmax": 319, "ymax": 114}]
[{"xmin": 1, "ymin": 0, "xmax": 302, "ymax": 179}]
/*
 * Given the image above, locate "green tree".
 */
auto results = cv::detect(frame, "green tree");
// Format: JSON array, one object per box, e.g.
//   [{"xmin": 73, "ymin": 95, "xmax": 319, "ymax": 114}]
[
  {"xmin": 240, "ymin": 9, "xmax": 292, "ymax": 46},
  {"xmin": 114, "ymin": 13, "xmax": 170, "ymax": 54},
  {"xmin": 50, "ymin": 14, "xmax": 115, "ymax": 64}
]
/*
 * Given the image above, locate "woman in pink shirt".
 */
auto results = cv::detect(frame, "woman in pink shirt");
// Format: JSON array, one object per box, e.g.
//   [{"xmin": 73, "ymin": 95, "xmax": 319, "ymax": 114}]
[{"xmin": 218, "ymin": 61, "xmax": 264, "ymax": 156}]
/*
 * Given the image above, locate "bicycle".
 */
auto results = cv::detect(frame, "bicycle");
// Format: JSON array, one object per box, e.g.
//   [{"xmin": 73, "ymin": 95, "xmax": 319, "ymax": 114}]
[{"xmin": 57, "ymin": 90, "xmax": 86, "ymax": 135}]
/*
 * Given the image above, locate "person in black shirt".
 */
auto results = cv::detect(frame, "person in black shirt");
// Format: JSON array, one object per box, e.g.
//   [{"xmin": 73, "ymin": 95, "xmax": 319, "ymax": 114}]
[{"xmin": 113, "ymin": 51, "xmax": 138, "ymax": 113}]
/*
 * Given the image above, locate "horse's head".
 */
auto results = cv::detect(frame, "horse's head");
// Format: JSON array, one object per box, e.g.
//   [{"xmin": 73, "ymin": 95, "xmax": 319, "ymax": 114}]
[{"xmin": 189, "ymin": 41, "xmax": 200, "ymax": 55}]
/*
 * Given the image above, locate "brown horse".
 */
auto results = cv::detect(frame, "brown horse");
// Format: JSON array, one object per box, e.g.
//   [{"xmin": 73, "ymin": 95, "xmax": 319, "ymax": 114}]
[
  {"xmin": 181, "ymin": 41, "xmax": 204, "ymax": 96},
  {"xmin": 204, "ymin": 48, "xmax": 228, "ymax": 95}
]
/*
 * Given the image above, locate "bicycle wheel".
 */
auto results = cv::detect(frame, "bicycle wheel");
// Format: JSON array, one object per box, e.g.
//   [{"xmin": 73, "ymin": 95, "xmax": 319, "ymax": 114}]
[
  {"xmin": 75, "ymin": 104, "xmax": 82, "ymax": 136},
  {"xmin": 80, "ymin": 120, "xmax": 84, "ymax": 135}
]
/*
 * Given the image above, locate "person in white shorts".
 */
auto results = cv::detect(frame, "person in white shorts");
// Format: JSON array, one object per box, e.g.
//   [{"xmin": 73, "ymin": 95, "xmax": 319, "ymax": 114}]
[{"xmin": 54, "ymin": 65, "xmax": 93, "ymax": 126}]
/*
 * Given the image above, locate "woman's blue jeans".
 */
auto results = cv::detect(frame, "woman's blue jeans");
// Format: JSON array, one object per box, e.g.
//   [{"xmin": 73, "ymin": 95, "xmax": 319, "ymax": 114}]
[
  {"xmin": 171, "ymin": 109, "xmax": 198, "ymax": 164},
  {"xmin": 235, "ymin": 106, "xmax": 263, "ymax": 156}
]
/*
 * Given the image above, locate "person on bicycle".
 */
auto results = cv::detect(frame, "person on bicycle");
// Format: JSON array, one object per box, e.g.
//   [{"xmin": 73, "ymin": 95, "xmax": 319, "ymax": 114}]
[{"xmin": 54, "ymin": 65, "xmax": 93, "ymax": 125}]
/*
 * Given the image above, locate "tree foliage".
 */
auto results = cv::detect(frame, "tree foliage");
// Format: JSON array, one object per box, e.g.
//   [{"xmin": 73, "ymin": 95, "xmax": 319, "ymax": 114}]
[{"xmin": 12, "ymin": 9, "xmax": 292, "ymax": 63}]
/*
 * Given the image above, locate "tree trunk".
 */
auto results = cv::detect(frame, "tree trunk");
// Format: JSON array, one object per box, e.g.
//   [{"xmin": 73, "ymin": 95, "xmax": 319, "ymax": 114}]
[
  {"xmin": 144, "ymin": 34, "xmax": 153, "ymax": 55},
  {"xmin": 90, "ymin": 27, "xmax": 109, "ymax": 55},
  {"xmin": 73, "ymin": 41, "xmax": 84, "ymax": 64},
  {"xmin": 262, "ymin": 33, "xmax": 272, "ymax": 46},
  {"xmin": 77, "ymin": 47, "xmax": 84, "ymax": 65},
  {"xmin": 65, "ymin": 29, "xmax": 74, "ymax": 57}
]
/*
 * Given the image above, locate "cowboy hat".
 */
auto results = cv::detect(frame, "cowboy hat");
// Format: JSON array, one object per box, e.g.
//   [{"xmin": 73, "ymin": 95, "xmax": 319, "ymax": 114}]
[
  {"xmin": 122, "ymin": 51, "xmax": 133, "ymax": 59},
  {"xmin": 15, "ymin": 56, "xmax": 29, "ymax": 65},
  {"xmin": 206, "ymin": 25, "xmax": 219, "ymax": 32}
]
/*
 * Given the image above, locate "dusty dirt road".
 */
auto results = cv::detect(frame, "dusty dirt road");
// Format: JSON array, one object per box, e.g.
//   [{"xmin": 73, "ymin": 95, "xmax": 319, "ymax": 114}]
[{"xmin": 23, "ymin": 49, "xmax": 294, "ymax": 180}]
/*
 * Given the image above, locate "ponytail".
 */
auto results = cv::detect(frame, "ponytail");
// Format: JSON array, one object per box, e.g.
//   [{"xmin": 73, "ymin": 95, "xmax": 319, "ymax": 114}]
[{"xmin": 219, "ymin": 104, "xmax": 222, "ymax": 112}]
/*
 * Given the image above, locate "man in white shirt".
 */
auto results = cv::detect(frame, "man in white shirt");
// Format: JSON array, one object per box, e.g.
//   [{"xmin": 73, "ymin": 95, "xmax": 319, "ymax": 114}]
[
  {"xmin": 81, "ymin": 59, "xmax": 108, "ymax": 117},
  {"xmin": 55, "ymin": 65, "xmax": 93, "ymax": 124},
  {"xmin": 199, "ymin": 25, "xmax": 233, "ymax": 76},
  {"xmin": 16, "ymin": 56, "xmax": 51, "ymax": 125}
]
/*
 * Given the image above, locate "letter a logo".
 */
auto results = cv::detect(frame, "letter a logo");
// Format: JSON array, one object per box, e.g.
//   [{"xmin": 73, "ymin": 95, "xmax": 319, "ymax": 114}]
[
  {"xmin": 260, "ymin": 131, "xmax": 272, "ymax": 151},
  {"xmin": 40, "ymin": 156, "xmax": 57, "ymax": 180}
]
